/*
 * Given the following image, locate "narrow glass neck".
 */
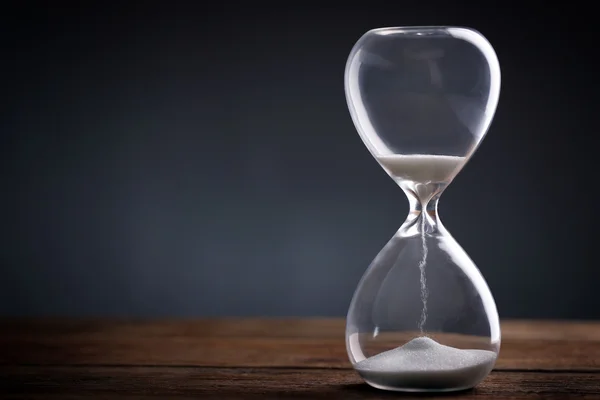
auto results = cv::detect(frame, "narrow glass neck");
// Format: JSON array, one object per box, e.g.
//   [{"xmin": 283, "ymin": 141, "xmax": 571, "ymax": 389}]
[{"xmin": 398, "ymin": 182, "xmax": 445, "ymax": 237}]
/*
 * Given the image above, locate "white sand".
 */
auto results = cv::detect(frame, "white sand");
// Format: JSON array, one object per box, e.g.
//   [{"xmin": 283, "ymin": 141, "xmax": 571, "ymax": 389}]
[
  {"xmin": 354, "ymin": 337, "xmax": 496, "ymax": 391},
  {"xmin": 377, "ymin": 154, "xmax": 464, "ymax": 184}
]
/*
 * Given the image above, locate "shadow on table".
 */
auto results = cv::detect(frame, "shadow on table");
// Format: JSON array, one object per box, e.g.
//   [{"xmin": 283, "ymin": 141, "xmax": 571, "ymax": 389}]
[{"xmin": 339, "ymin": 383, "xmax": 479, "ymax": 399}]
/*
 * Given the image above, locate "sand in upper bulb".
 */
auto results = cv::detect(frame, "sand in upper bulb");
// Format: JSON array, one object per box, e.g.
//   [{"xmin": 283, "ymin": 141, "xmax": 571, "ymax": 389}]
[
  {"xmin": 354, "ymin": 337, "xmax": 497, "ymax": 391},
  {"xmin": 377, "ymin": 154, "xmax": 465, "ymax": 183}
]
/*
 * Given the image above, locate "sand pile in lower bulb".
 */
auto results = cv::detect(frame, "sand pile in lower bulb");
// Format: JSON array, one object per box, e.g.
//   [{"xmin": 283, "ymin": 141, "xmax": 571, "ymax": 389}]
[{"xmin": 354, "ymin": 337, "xmax": 497, "ymax": 391}]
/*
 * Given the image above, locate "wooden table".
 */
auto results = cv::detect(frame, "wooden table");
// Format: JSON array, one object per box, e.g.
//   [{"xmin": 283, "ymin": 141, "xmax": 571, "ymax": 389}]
[{"xmin": 1, "ymin": 319, "xmax": 599, "ymax": 399}]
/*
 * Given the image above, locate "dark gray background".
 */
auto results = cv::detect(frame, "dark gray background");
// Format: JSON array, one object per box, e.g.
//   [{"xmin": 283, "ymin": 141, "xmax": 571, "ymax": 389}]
[{"xmin": 2, "ymin": 3, "xmax": 597, "ymax": 318}]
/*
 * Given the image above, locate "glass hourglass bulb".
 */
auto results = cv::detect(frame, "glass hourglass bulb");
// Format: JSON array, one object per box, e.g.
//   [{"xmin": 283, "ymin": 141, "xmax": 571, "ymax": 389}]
[{"xmin": 344, "ymin": 27, "xmax": 501, "ymax": 392}]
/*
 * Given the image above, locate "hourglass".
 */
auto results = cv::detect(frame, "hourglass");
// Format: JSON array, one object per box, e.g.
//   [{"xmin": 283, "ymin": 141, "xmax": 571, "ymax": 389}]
[{"xmin": 344, "ymin": 27, "xmax": 501, "ymax": 392}]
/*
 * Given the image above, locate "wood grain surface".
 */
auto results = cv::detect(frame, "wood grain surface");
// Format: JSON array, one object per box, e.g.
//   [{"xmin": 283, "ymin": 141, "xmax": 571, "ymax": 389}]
[{"xmin": 1, "ymin": 318, "xmax": 599, "ymax": 398}]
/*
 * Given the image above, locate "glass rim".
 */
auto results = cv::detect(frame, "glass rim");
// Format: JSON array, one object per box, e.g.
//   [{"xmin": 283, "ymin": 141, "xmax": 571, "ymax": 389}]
[{"xmin": 366, "ymin": 26, "xmax": 483, "ymax": 36}]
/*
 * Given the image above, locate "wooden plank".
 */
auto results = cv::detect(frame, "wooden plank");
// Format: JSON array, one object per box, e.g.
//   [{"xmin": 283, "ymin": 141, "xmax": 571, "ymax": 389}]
[
  {"xmin": 1, "ymin": 366, "xmax": 599, "ymax": 399},
  {"xmin": 1, "ymin": 336, "xmax": 599, "ymax": 370},
  {"xmin": 1, "ymin": 319, "xmax": 598, "ymax": 370}
]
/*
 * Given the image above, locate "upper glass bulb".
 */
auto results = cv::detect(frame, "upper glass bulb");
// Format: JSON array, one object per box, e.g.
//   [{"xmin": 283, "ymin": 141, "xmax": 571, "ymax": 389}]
[{"xmin": 345, "ymin": 26, "xmax": 500, "ymax": 185}]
